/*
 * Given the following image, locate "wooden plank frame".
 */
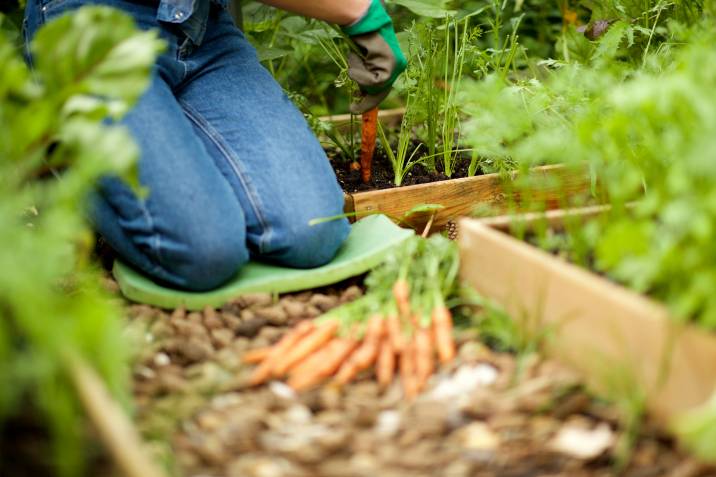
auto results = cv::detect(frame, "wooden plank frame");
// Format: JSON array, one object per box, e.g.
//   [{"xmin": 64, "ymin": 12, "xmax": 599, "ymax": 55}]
[
  {"xmin": 323, "ymin": 109, "xmax": 590, "ymax": 230},
  {"xmin": 321, "ymin": 107, "xmax": 405, "ymax": 134},
  {"xmin": 458, "ymin": 210, "xmax": 716, "ymax": 424},
  {"xmin": 348, "ymin": 164, "xmax": 590, "ymax": 230}
]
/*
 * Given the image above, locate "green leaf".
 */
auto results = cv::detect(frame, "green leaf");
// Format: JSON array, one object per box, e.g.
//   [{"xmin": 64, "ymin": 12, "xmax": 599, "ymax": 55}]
[
  {"xmin": 403, "ymin": 203, "xmax": 445, "ymax": 218},
  {"xmin": 592, "ymin": 20, "xmax": 630, "ymax": 62},
  {"xmin": 674, "ymin": 393, "xmax": 716, "ymax": 462},
  {"xmin": 0, "ymin": 5, "xmax": 159, "ymax": 474},
  {"xmin": 388, "ymin": 0, "xmax": 455, "ymax": 18},
  {"xmin": 32, "ymin": 6, "xmax": 165, "ymax": 109},
  {"xmin": 255, "ymin": 45, "xmax": 292, "ymax": 62}
]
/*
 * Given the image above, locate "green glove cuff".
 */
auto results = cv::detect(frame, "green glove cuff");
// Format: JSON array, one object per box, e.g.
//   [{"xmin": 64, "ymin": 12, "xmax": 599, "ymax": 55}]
[
  {"xmin": 342, "ymin": 0, "xmax": 407, "ymax": 95},
  {"xmin": 341, "ymin": 0, "xmax": 392, "ymax": 36}
]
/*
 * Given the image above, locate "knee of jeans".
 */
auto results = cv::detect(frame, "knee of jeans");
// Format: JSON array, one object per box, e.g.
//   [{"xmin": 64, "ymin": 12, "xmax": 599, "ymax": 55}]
[
  {"xmin": 271, "ymin": 216, "xmax": 351, "ymax": 269},
  {"xmin": 166, "ymin": 231, "xmax": 250, "ymax": 291}
]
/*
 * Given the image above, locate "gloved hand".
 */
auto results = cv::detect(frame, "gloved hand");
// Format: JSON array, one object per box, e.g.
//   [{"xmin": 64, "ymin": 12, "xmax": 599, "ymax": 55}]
[{"xmin": 341, "ymin": 0, "xmax": 407, "ymax": 114}]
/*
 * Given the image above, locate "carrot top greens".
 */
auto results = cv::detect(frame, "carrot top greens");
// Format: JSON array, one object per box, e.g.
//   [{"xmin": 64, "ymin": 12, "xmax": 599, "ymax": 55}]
[{"xmin": 245, "ymin": 234, "xmax": 462, "ymax": 397}]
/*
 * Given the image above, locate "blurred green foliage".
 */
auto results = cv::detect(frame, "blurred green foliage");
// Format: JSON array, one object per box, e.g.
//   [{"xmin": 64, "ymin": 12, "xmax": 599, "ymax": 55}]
[
  {"xmin": 457, "ymin": 2, "xmax": 716, "ymax": 461},
  {"xmin": 0, "ymin": 6, "xmax": 162, "ymax": 476},
  {"xmin": 463, "ymin": 11, "xmax": 716, "ymax": 330}
]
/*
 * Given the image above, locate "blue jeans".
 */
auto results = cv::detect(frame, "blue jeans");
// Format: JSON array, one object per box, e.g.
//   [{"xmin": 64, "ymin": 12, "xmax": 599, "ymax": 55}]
[{"xmin": 24, "ymin": 0, "xmax": 350, "ymax": 291}]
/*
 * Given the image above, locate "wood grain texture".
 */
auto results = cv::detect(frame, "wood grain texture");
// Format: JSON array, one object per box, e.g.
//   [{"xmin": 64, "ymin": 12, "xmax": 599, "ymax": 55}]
[
  {"xmin": 477, "ymin": 204, "xmax": 611, "ymax": 232},
  {"xmin": 458, "ymin": 215, "xmax": 716, "ymax": 424},
  {"xmin": 350, "ymin": 164, "xmax": 590, "ymax": 231},
  {"xmin": 343, "ymin": 193, "xmax": 355, "ymax": 216}
]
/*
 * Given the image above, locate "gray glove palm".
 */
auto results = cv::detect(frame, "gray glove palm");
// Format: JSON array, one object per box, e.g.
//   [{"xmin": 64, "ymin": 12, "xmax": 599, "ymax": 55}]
[{"xmin": 342, "ymin": 0, "xmax": 407, "ymax": 114}]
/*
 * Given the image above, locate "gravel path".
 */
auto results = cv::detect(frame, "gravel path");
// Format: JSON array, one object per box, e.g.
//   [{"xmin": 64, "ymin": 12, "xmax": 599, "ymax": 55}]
[{"xmin": 123, "ymin": 282, "xmax": 714, "ymax": 477}]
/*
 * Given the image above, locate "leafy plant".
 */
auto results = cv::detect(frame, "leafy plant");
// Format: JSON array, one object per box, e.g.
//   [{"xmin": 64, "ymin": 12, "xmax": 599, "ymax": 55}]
[
  {"xmin": 377, "ymin": 108, "xmax": 424, "ymax": 186},
  {"xmin": 458, "ymin": 5, "xmax": 716, "ymax": 462},
  {"xmin": 440, "ymin": 13, "xmax": 475, "ymax": 178},
  {"xmin": 404, "ymin": 21, "xmax": 442, "ymax": 167},
  {"xmin": 0, "ymin": 7, "xmax": 162, "ymax": 476},
  {"xmin": 515, "ymin": 22, "xmax": 716, "ymax": 329}
]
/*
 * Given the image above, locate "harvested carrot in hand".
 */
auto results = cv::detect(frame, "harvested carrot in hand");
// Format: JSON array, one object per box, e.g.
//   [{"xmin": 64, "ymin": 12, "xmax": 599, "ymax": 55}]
[
  {"xmin": 432, "ymin": 305, "xmax": 456, "ymax": 364},
  {"xmin": 376, "ymin": 337, "xmax": 395, "ymax": 389},
  {"xmin": 249, "ymin": 320, "xmax": 314, "ymax": 386},
  {"xmin": 359, "ymin": 107, "xmax": 379, "ymax": 183},
  {"xmin": 288, "ymin": 338, "xmax": 358, "ymax": 391}
]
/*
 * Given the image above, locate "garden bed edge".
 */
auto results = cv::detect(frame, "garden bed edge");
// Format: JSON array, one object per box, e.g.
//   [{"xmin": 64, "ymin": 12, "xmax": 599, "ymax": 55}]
[{"xmin": 458, "ymin": 212, "xmax": 716, "ymax": 425}]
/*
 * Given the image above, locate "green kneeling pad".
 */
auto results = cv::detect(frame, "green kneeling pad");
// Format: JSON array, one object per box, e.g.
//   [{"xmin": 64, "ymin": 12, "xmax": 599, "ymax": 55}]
[{"xmin": 113, "ymin": 214, "xmax": 413, "ymax": 310}]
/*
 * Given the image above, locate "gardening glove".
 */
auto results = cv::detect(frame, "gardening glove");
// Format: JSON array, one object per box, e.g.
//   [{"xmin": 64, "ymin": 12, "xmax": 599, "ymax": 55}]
[{"xmin": 341, "ymin": 0, "xmax": 408, "ymax": 114}]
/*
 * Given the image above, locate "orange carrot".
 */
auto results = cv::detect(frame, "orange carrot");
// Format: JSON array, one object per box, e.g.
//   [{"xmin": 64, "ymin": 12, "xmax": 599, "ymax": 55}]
[
  {"xmin": 414, "ymin": 326, "xmax": 434, "ymax": 391},
  {"xmin": 386, "ymin": 313, "xmax": 404, "ymax": 352},
  {"xmin": 249, "ymin": 321, "xmax": 314, "ymax": 386},
  {"xmin": 400, "ymin": 338, "xmax": 418, "ymax": 399},
  {"xmin": 393, "ymin": 279, "xmax": 411, "ymax": 318},
  {"xmin": 376, "ymin": 337, "xmax": 395, "ymax": 389},
  {"xmin": 272, "ymin": 321, "xmax": 339, "ymax": 377},
  {"xmin": 366, "ymin": 314, "xmax": 386, "ymax": 342},
  {"xmin": 288, "ymin": 338, "xmax": 358, "ymax": 391},
  {"xmin": 334, "ymin": 339, "xmax": 378, "ymax": 385},
  {"xmin": 360, "ymin": 107, "xmax": 379, "ymax": 183},
  {"xmin": 242, "ymin": 347, "xmax": 271, "ymax": 364},
  {"xmin": 334, "ymin": 315, "xmax": 384, "ymax": 385},
  {"xmin": 288, "ymin": 338, "xmax": 340, "ymax": 378},
  {"xmin": 432, "ymin": 305, "xmax": 456, "ymax": 364}
]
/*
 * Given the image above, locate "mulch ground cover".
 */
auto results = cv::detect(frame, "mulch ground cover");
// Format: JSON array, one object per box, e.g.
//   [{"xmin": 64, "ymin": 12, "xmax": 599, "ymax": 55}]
[{"xmin": 118, "ymin": 277, "xmax": 715, "ymax": 477}]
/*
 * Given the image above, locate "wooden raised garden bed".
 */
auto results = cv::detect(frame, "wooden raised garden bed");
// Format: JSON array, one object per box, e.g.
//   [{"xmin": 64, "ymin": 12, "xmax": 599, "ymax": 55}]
[
  {"xmin": 322, "ymin": 111, "xmax": 591, "ymax": 230},
  {"xmin": 322, "ymin": 107, "xmax": 405, "ymax": 133},
  {"xmin": 344, "ymin": 164, "xmax": 589, "ymax": 230},
  {"xmin": 457, "ymin": 207, "xmax": 716, "ymax": 425}
]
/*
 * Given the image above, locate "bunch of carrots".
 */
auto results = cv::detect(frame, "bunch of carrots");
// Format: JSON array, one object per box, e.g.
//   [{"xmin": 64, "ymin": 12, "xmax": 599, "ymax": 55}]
[{"xmin": 244, "ymin": 235, "xmax": 461, "ymax": 398}]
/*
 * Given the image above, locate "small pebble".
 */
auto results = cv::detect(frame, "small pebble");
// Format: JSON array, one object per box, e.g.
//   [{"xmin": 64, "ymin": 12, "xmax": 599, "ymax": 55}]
[
  {"xmin": 238, "ymin": 292, "xmax": 273, "ymax": 308},
  {"xmin": 308, "ymin": 294, "xmax": 338, "ymax": 312},
  {"xmin": 239, "ymin": 309, "xmax": 256, "ymax": 321},
  {"xmin": 170, "ymin": 306, "xmax": 186, "ymax": 321},
  {"xmin": 211, "ymin": 328, "xmax": 235, "ymax": 349},
  {"xmin": 281, "ymin": 300, "xmax": 306, "ymax": 320},
  {"xmin": 183, "ymin": 337, "xmax": 214, "ymax": 362},
  {"xmin": 221, "ymin": 312, "xmax": 243, "ymax": 332},
  {"xmin": 235, "ymin": 317, "xmax": 268, "ymax": 338},
  {"xmin": 340, "ymin": 285, "xmax": 363, "ymax": 303},
  {"xmin": 187, "ymin": 312, "xmax": 203, "ymax": 324},
  {"xmin": 203, "ymin": 312, "xmax": 224, "ymax": 330},
  {"xmin": 456, "ymin": 422, "xmax": 499, "ymax": 451},
  {"xmin": 255, "ymin": 305, "xmax": 289, "ymax": 326},
  {"xmin": 270, "ymin": 381, "xmax": 297, "ymax": 401},
  {"xmin": 374, "ymin": 410, "xmax": 401, "ymax": 438},
  {"xmin": 153, "ymin": 352, "xmax": 171, "ymax": 367}
]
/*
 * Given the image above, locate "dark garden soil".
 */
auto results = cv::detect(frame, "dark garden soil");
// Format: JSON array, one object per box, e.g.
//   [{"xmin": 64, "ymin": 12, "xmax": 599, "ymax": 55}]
[
  {"xmin": 110, "ymin": 276, "xmax": 715, "ymax": 477},
  {"xmin": 328, "ymin": 142, "xmax": 477, "ymax": 193}
]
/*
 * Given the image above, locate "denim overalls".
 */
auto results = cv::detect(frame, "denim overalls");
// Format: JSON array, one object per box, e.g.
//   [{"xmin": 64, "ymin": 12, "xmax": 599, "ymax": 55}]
[{"xmin": 23, "ymin": 0, "xmax": 350, "ymax": 291}]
